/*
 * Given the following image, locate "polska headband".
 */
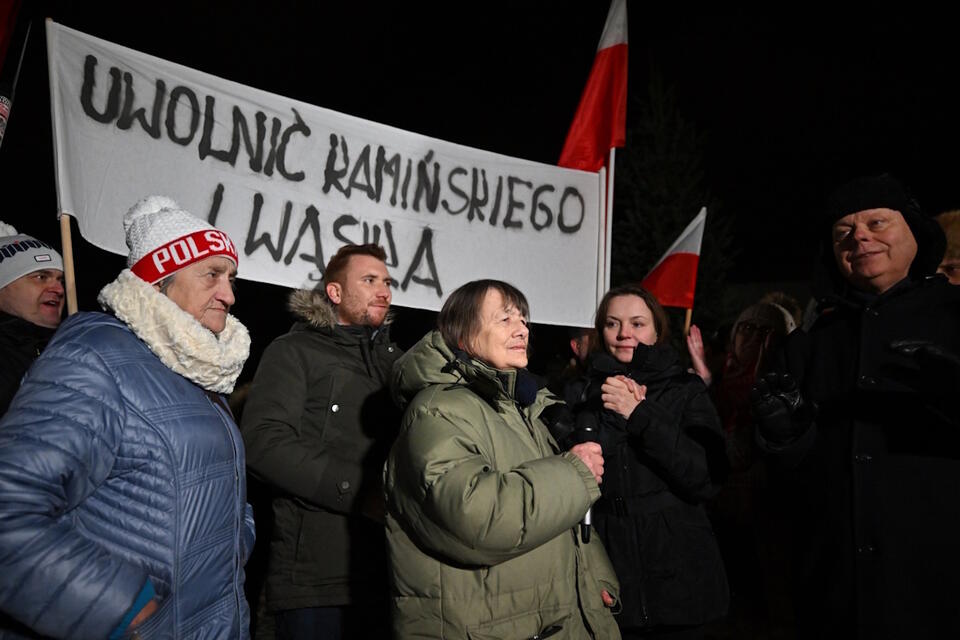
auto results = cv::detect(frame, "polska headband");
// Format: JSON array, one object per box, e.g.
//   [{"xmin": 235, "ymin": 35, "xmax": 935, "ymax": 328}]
[{"xmin": 131, "ymin": 229, "xmax": 237, "ymax": 284}]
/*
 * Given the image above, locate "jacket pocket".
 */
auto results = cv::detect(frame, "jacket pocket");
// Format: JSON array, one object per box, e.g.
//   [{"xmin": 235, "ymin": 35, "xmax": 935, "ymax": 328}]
[
  {"xmin": 303, "ymin": 376, "xmax": 335, "ymax": 442},
  {"xmin": 124, "ymin": 595, "xmax": 174, "ymax": 639},
  {"xmin": 466, "ymin": 610, "xmax": 571, "ymax": 640},
  {"xmin": 581, "ymin": 536, "xmax": 621, "ymax": 613},
  {"xmin": 292, "ymin": 508, "xmax": 351, "ymax": 585}
]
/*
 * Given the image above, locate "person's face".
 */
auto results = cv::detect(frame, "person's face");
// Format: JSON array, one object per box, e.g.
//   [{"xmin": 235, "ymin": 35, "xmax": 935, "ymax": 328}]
[
  {"xmin": 832, "ymin": 208, "xmax": 918, "ymax": 294},
  {"xmin": 732, "ymin": 320, "xmax": 771, "ymax": 365},
  {"xmin": 326, "ymin": 254, "xmax": 393, "ymax": 327},
  {"xmin": 602, "ymin": 295, "xmax": 658, "ymax": 364},
  {"xmin": 470, "ymin": 288, "xmax": 529, "ymax": 370},
  {"xmin": 570, "ymin": 331, "xmax": 592, "ymax": 363},
  {"xmin": 159, "ymin": 256, "xmax": 236, "ymax": 335},
  {"xmin": 937, "ymin": 257, "xmax": 960, "ymax": 285},
  {"xmin": 0, "ymin": 269, "xmax": 65, "ymax": 329}
]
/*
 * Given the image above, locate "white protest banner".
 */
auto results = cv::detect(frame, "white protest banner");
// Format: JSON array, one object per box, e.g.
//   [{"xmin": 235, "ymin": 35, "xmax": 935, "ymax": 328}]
[{"xmin": 46, "ymin": 21, "xmax": 603, "ymax": 326}]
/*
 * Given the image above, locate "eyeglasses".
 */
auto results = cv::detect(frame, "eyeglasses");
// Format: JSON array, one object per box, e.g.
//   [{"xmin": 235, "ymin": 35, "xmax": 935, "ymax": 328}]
[{"xmin": 735, "ymin": 322, "xmax": 773, "ymax": 337}]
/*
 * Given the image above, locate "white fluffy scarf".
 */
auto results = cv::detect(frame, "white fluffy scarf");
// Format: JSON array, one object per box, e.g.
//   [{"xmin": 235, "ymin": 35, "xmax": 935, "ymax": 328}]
[{"xmin": 98, "ymin": 269, "xmax": 250, "ymax": 394}]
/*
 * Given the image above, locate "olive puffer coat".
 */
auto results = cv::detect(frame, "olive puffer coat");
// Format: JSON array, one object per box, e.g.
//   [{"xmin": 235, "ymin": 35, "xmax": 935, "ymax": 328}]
[{"xmin": 385, "ymin": 331, "xmax": 622, "ymax": 640}]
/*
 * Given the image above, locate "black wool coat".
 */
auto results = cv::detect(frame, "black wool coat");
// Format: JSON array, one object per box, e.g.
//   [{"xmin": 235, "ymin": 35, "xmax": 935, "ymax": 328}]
[
  {"xmin": 762, "ymin": 276, "xmax": 960, "ymax": 639},
  {"xmin": 569, "ymin": 344, "xmax": 729, "ymax": 630}
]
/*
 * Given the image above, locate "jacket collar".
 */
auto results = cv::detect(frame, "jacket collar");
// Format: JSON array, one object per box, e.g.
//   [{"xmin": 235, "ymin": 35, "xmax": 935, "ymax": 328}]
[
  {"xmin": 447, "ymin": 349, "xmax": 544, "ymax": 410},
  {"xmin": 442, "ymin": 348, "xmax": 515, "ymax": 400},
  {"xmin": 287, "ymin": 287, "xmax": 395, "ymax": 330},
  {"xmin": 97, "ymin": 269, "xmax": 250, "ymax": 394},
  {"xmin": 0, "ymin": 310, "xmax": 57, "ymax": 343},
  {"xmin": 817, "ymin": 274, "xmax": 929, "ymax": 314},
  {"xmin": 587, "ymin": 343, "xmax": 684, "ymax": 383},
  {"xmin": 393, "ymin": 330, "xmax": 549, "ymax": 414}
]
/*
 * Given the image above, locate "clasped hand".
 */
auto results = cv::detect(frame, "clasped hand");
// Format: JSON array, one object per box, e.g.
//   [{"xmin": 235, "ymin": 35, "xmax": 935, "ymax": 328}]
[{"xmin": 601, "ymin": 375, "xmax": 647, "ymax": 419}]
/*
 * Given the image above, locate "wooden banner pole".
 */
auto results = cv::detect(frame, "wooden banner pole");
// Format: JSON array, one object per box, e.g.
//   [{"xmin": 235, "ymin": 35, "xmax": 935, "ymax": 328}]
[{"xmin": 59, "ymin": 213, "xmax": 78, "ymax": 315}]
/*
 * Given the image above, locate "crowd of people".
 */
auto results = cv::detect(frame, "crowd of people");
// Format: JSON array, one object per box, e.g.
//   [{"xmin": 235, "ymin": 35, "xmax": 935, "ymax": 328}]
[{"xmin": 0, "ymin": 172, "xmax": 957, "ymax": 639}]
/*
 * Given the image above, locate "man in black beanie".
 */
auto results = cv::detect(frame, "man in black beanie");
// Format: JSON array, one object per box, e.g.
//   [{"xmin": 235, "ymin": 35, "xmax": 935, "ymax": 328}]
[{"xmin": 751, "ymin": 174, "xmax": 960, "ymax": 638}]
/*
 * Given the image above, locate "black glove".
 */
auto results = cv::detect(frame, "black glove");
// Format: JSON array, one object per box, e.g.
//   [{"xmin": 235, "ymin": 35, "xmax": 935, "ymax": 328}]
[
  {"xmin": 889, "ymin": 339, "xmax": 960, "ymax": 371},
  {"xmin": 750, "ymin": 372, "xmax": 814, "ymax": 445},
  {"xmin": 889, "ymin": 339, "xmax": 960, "ymax": 418}
]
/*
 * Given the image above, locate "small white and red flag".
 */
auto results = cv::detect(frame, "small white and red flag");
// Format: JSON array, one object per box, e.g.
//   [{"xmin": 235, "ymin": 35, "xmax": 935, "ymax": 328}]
[{"xmin": 641, "ymin": 207, "xmax": 707, "ymax": 309}]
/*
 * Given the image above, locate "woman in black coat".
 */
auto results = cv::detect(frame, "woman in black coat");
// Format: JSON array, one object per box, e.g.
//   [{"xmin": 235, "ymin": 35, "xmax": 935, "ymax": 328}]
[{"xmin": 568, "ymin": 285, "xmax": 729, "ymax": 639}]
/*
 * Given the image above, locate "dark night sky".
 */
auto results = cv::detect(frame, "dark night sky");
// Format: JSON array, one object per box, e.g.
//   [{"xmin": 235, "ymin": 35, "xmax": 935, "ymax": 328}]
[{"xmin": 2, "ymin": 2, "xmax": 958, "ymax": 370}]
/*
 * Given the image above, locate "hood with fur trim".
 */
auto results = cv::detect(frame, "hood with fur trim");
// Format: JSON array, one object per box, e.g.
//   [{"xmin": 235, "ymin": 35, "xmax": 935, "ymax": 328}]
[{"xmin": 287, "ymin": 287, "xmax": 395, "ymax": 329}]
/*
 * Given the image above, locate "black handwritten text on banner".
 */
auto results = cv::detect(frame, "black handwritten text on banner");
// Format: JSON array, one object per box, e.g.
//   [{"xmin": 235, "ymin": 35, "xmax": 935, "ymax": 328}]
[{"xmin": 48, "ymin": 21, "xmax": 602, "ymax": 325}]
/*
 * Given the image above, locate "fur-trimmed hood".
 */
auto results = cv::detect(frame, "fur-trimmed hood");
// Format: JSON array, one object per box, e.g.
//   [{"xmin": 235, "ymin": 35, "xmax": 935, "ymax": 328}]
[
  {"xmin": 98, "ymin": 269, "xmax": 250, "ymax": 393},
  {"xmin": 287, "ymin": 287, "xmax": 395, "ymax": 329}
]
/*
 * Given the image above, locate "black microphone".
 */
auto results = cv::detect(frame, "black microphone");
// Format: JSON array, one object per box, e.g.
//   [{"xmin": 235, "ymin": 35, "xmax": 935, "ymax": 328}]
[
  {"xmin": 575, "ymin": 413, "xmax": 599, "ymax": 543},
  {"xmin": 540, "ymin": 403, "xmax": 576, "ymax": 449}
]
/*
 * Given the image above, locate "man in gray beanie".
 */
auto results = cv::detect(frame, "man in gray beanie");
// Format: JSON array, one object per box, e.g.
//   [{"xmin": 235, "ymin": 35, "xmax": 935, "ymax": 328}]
[
  {"xmin": 0, "ymin": 196, "xmax": 254, "ymax": 639},
  {"xmin": 752, "ymin": 174, "xmax": 960, "ymax": 638},
  {"xmin": 0, "ymin": 223, "xmax": 64, "ymax": 415}
]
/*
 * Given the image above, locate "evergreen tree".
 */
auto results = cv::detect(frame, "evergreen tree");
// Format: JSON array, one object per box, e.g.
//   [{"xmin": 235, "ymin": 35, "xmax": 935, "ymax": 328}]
[{"xmin": 612, "ymin": 74, "xmax": 737, "ymax": 339}]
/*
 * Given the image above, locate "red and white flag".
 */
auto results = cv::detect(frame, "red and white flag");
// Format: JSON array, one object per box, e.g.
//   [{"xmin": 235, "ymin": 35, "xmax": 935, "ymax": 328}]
[
  {"xmin": 641, "ymin": 207, "xmax": 707, "ymax": 309},
  {"xmin": 0, "ymin": 0, "xmax": 23, "ymax": 72},
  {"xmin": 558, "ymin": 0, "xmax": 628, "ymax": 172},
  {"xmin": 0, "ymin": 0, "xmax": 27, "ymax": 148}
]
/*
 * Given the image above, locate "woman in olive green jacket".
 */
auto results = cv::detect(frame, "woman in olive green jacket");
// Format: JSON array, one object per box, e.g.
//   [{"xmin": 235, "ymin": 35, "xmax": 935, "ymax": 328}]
[{"xmin": 385, "ymin": 280, "xmax": 621, "ymax": 640}]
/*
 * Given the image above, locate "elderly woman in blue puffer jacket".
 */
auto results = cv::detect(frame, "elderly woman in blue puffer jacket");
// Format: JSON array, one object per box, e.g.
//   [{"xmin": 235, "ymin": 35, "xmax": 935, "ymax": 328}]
[{"xmin": 0, "ymin": 196, "xmax": 254, "ymax": 639}]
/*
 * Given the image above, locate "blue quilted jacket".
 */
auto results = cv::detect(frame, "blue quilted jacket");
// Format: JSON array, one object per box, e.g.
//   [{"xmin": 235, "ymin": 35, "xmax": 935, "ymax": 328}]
[{"xmin": 0, "ymin": 312, "xmax": 254, "ymax": 639}]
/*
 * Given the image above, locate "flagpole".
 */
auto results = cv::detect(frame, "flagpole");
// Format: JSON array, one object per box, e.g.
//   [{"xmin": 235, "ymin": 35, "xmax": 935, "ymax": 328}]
[
  {"xmin": 556, "ymin": 0, "xmax": 627, "ymax": 309},
  {"xmin": 596, "ymin": 166, "xmax": 607, "ymax": 308},
  {"xmin": 59, "ymin": 213, "xmax": 78, "ymax": 315},
  {"xmin": 683, "ymin": 308, "xmax": 692, "ymax": 336},
  {"xmin": 605, "ymin": 147, "xmax": 615, "ymax": 292},
  {"xmin": 0, "ymin": 11, "xmax": 31, "ymax": 151}
]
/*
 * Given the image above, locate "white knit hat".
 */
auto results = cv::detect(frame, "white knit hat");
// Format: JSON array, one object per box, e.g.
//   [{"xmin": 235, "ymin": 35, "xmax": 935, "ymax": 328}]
[
  {"xmin": 0, "ymin": 222, "xmax": 64, "ymax": 290},
  {"xmin": 125, "ymin": 196, "xmax": 238, "ymax": 284}
]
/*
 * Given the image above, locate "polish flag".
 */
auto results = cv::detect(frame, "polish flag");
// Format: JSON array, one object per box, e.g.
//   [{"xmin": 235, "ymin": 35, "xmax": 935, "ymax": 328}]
[
  {"xmin": 641, "ymin": 208, "xmax": 707, "ymax": 309},
  {"xmin": 0, "ymin": 0, "xmax": 26, "ymax": 149},
  {"xmin": 0, "ymin": 0, "xmax": 23, "ymax": 72},
  {"xmin": 557, "ymin": 0, "xmax": 628, "ymax": 172}
]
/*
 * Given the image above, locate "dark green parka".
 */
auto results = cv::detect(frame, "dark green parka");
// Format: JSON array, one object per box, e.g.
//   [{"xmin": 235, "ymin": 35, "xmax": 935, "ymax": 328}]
[
  {"xmin": 385, "ymin": 331, "xmax": 622, "ymax": 639},
  {"xmin": 241, "ymin": 289, "xmax": 402, "ymax": 611}
]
